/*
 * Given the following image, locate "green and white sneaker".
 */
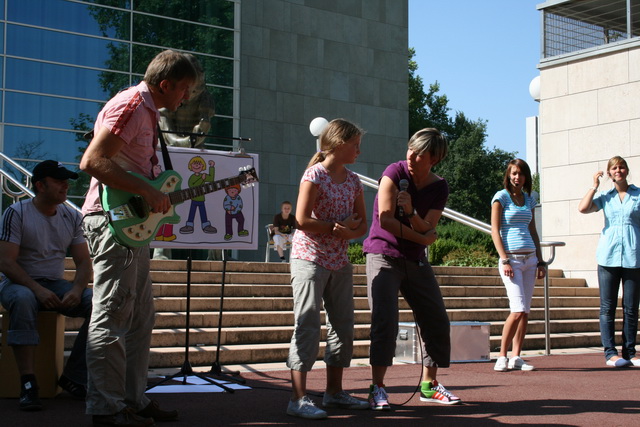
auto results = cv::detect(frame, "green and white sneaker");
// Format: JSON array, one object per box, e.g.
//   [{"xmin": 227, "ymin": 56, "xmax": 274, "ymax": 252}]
[{"xmin": 419, "ymin": 380, "xmax": 461, "ymax": 405}]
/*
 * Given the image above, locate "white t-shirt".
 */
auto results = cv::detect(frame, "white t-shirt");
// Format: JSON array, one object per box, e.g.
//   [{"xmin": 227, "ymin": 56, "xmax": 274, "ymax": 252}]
[{"xmin": 0, "ymin": 199, "xmax": 85, "ymax": 291}]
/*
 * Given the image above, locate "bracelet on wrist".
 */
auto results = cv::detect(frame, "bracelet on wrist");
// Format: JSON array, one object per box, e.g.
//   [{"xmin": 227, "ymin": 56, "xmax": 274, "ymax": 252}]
[{"xmin": 590, "ymin": 186, "xmax": 597, "ymax": 191}]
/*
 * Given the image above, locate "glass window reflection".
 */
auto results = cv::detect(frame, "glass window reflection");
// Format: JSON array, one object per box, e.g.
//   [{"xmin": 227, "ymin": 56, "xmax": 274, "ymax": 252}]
[
  {"xmin": 210, "ymin": 87, "xmax": 233, "ymax": 117},
  {"xmin": 132, "ymin": 14, "xmax": 234, "ymax": 57},
  {"xmin": 206, "ymin": 117, "xmax": 234, "ymax": 150},
  {"xmin": 6, "ymin": 58, "xmax": 125, "ymax": 100},
  {"xmin": 198, "ymin": 55, "xmax": 234, "ymax": 87},
  {"xmin": 7, "ymin": 25, "xmax": 130, "ymax": 71},
  {"xmin": 8, "ymin": 0, "xmax": 130, "ymax": 39},
  {"xmin": 134, "ymin": 0, "xmax": 234, "ymax": 28},
  {"xmin": 4, "ymin": 125, "xmax": 88, "ymax": 166},
  {"xmin": 5, "ymin": 92, "xmax": 102, "ymax": 131}
]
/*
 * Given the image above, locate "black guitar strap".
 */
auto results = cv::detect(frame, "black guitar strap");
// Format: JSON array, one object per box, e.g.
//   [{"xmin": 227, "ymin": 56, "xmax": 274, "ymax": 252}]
[{"xmin": 157, "ymin": 124, "xmax": 174, "ymax": 171}]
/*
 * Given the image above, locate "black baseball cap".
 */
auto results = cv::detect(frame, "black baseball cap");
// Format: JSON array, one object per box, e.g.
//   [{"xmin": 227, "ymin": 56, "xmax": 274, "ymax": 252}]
[{"xmin": 32, "ymin": 160, "xmax": 79, "ymax": 183}]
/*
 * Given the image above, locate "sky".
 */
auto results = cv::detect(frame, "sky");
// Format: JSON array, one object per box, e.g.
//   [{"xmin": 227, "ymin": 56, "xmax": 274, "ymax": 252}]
[{"xmin": 408, "ymin": 0, "xmax": 541, "ymax": 157}]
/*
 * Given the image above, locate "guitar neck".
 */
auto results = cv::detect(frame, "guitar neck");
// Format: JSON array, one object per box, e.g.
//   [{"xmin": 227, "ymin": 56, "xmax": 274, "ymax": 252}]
[{"xmin": 168, "ymin": 175, "xmax": 245, "ymax": 205}]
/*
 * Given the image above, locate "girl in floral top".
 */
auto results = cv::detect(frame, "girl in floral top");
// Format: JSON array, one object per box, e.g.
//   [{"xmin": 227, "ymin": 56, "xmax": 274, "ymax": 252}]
[{"xmin": 285, "ymin": 119, "xmax": 368, "ymax": 419}]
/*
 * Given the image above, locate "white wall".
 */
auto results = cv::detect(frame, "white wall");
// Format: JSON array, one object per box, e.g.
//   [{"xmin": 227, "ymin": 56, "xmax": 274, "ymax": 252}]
[{"xmin": 539, "ymin": 46, "xmax": 640, "ymax": 286}]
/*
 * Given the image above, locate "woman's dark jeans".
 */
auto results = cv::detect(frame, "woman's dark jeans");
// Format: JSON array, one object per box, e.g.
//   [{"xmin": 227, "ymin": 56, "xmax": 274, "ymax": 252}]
[{"xmin": 598, "ymin": 265, "xmax": 640, "ymax": 360}]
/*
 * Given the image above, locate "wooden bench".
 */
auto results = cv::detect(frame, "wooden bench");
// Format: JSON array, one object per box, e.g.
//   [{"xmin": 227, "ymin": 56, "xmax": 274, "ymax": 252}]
[{"xmin": 0, "ymin": 310, "xmax": 65, "ymax": 398}]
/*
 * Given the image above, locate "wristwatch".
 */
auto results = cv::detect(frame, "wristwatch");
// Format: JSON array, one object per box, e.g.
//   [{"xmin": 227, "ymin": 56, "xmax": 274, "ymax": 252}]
[
  {"xmin": 407, "ymin": 208, "xmax": 417, "ymax": 219},
  {"xmin": 501, "ymin": 258, "xmax": 511, "ymax": 265}
]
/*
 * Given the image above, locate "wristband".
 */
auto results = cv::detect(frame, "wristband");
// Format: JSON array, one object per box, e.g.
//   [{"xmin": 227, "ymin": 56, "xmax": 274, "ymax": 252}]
[
  {"xmin": 537, "ymin": 261, "xmax": 547, "ymax": 267},
  {"xmin": 590, "ymin": 187, "xmax": 597, "ymax": 191},
  {"xmin": 501, "ymin": 258, "xmax": 510, "ymax": 265},
  {"xmin": 407, "ymin": 208, "xmax": 417, "ymax": 219}
]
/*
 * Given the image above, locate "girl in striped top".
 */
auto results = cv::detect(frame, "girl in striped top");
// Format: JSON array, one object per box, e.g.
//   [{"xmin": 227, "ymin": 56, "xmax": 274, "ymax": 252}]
[{"xmin": 491, "ymin": 159, "xmax": 546, "ymax": 372}]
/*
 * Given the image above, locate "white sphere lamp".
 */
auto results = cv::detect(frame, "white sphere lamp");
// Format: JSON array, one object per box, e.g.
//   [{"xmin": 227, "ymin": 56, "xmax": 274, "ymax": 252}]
[
  {"xmin": 529, "ymin": 75, "xmax": 540, "ymax": 102},
  {"xmin": 309, "ymin": 117, "xmax": 329, "ymax": 136},
  {"xmin": 309, "ymin": 117, "xmax": 329, "ymax": 152}
]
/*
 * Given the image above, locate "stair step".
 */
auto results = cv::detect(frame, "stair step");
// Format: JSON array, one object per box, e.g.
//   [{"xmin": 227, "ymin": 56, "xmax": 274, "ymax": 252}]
[
  {"xmin": 148, "ymin": 340, "xmax": 373, "ymax": 368},
  {"xmin": 56, "ymin": 258, "xmax": 605, "ymax": 368}
]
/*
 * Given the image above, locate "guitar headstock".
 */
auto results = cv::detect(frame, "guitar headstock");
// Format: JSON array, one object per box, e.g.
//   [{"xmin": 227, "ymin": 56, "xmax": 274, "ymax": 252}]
[{"xmin": 239, "ymin": 166, "xmax": 259, "ymax": 188}]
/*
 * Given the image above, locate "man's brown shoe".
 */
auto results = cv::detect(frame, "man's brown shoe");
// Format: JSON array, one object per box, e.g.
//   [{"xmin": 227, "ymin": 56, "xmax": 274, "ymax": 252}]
[
  {"xmin": 136, "ymin": 400, "xmax": 178, "ymax": 422},
  {"xmin": 93, "ymin": 407, "xmax": 155, "ymax": 426}
]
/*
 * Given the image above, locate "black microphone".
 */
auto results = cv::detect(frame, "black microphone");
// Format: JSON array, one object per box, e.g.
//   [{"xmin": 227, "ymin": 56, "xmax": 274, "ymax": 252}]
[{"xmin": 398, "ymin": 179, "xmax": 409, "ymax": 216}]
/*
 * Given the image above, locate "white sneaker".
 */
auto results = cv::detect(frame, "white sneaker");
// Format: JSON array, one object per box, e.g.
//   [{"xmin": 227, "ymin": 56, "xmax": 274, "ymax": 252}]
[
  {"xmin": 508, "ymin": 356, "xmax": 534, "ymax": 371},
  {"xmin": 322, "ymin": 390, "xmax": 369, "ymax": 409},
  {"xmin": 286, "ymin": 396, "xmax": 328, "ymax": 419},
  {"xmin": 494, "ymin": 356, "xmax": 508, "ymax": 372}
]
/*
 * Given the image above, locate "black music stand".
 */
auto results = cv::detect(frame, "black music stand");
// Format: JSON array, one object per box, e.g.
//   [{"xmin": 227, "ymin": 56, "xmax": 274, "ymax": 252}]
[
  {"xmin": 146, "ymin": 252, "xmax": 234, "ymax": 393},
  {"xmin": 204, "ymin": 250, "xmax": 246, "ymax": 384},
  {"xmin": 147, "ymin": 128, "xmax": 252, "ymax": 391}
]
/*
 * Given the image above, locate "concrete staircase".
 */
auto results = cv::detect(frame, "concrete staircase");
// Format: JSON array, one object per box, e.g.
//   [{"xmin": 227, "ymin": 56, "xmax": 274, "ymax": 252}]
[{"xmin": 61, "ymin": 259, "xmax": 606, "ymax": 369}]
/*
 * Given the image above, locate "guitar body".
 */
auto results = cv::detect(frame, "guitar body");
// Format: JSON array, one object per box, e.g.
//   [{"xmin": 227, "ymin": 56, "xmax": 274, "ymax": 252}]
[{"xmin": 101, "ymin": 170, "xmax": 183, "ymax": 247}]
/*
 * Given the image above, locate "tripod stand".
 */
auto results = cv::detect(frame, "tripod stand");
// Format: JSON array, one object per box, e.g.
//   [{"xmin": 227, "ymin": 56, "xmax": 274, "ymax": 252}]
[
  {"xmin": 147, "ymin": 253, "xmax": 234, "ymax": 393},
  {"xmin": 205, "ymin": 250, "xmax": 246, "ymax": 384}
]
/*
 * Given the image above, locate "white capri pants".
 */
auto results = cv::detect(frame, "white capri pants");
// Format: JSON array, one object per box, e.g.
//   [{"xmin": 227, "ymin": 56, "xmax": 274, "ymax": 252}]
[{"xmin": 498, "ymin": 254, "xmax": 538, "ymax": 313}]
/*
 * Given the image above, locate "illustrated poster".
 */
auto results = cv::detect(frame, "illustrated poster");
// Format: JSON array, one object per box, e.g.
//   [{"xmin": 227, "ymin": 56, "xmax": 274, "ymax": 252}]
[{"xmin": 150, "ymin": 146, "xmax": 259, "ymax": 250}]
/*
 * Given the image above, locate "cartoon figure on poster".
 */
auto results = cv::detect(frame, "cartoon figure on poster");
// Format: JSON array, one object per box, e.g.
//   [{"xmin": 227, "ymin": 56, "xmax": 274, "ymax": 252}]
[
  {"xmin": 153, "ymin": 164, "xmax": 177, "ymax": 242},
  {"xmin": 223, "ymin": 184, "xmax": 249, "ymax": 241},
  {"xmin": 179, "ymin": 156, "xmax": 217, "ymax": 235}
]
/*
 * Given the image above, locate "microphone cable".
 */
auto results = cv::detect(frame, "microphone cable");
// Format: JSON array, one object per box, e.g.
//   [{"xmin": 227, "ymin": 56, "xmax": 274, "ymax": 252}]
[{"xmin": 390, "ymin": 182, "xmax": 425, "ymax": 408}]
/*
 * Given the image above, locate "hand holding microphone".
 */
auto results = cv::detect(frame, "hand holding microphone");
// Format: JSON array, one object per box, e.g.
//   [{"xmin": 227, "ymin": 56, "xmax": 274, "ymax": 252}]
[{"xmin": 398, "ymin": 179, "xmax": 409, "ymax": 217}]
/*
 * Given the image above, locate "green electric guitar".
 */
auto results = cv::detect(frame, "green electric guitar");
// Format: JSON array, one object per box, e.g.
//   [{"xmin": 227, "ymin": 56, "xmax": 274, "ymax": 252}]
[{"xmin": 101, "ymin": 166, "xmax": 258, "ymax": 247}]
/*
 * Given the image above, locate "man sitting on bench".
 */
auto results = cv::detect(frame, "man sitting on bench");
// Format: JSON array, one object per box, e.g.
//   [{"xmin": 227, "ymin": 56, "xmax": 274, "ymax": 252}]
[{"xmin": 0, "ymin": 160, "xmax": 93, "ymax": 410}]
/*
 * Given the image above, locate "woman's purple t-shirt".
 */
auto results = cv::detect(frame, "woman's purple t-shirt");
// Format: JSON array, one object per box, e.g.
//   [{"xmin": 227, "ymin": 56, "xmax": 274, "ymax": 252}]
[{"xmin": 363, "ymin": 161, "xmax": 449, "ymax": 261}]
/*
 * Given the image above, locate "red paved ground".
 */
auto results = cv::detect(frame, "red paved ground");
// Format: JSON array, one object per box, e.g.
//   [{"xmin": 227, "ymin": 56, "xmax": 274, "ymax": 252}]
[{"xmin": 1, "ymin": 353, "xmax": 639, "ymax": 426}]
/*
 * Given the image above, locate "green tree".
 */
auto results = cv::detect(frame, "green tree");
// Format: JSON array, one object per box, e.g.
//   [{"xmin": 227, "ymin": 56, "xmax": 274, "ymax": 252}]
[
  {"xmin": 437, "ymin": 116, "xmax": 513, "ymax": 222},
  {"xmin": 408, "ymin": 48, "xmax": 453, "ymax": 137}
]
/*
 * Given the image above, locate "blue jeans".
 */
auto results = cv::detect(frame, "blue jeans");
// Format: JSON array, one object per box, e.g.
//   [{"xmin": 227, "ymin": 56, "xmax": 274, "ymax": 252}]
[
  {"xmin": 598, "ymin": 265, "xmax": 640, "ymax": 360},
  {"xmin": 0, "ymin": 278, "xmax": 92, "ymax": 385}
]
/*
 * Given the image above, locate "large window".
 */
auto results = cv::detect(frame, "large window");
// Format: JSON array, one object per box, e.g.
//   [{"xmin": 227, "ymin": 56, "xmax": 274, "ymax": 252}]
[
  {"xmin": 0, "ymin": 0, "xmax": 237, "ymax": 173},
  {"xmin": 542, "ymin": 0, "xmax": 640, "ymax": 58}
]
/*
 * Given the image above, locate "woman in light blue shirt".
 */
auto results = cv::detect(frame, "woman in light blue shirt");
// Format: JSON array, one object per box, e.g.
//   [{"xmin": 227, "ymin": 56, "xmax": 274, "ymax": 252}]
[
  {"xmin": 491, "ymin": 159, "xmax": 545, "ymax": 372},
  {"xmin": 579, "ymin": 156, "xmax": 640, "ymax": 368}
]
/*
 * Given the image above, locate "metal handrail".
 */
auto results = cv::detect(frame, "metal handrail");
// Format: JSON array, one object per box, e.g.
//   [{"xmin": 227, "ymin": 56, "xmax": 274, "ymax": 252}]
[
  {"xmin": 0, "ymin": 152, "xmax": 35, "ymax": 201},
  {"xmin": 0, "ymin": 168, "xmax": 35, "ymax": 201},
  {"xmin": 356, "ymin": 171, "xmax": 565, "ymax": 355}
]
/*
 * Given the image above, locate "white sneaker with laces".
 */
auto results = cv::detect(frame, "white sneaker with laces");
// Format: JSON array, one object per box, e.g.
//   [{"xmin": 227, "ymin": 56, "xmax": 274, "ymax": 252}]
[
  {"xmin": 286, "ymin": 396, "xmax": 328, "ymax": 419},
  {"xmin": 494, "ymin": 356, "xmax": 508, "ymax": 372},
  {"xmin": 322, "ymin": 390, "xmax": 369, "ymax": 409},
  {"xmin": 508, "ymin": 356, "xmax": 534, "ymax": 371}
]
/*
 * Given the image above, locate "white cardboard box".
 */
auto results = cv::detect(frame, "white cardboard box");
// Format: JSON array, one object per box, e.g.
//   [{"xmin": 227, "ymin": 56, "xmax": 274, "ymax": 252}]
[{"xmin": 396, "ymin": 321, "xmax": 490, "ymax": 363}]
